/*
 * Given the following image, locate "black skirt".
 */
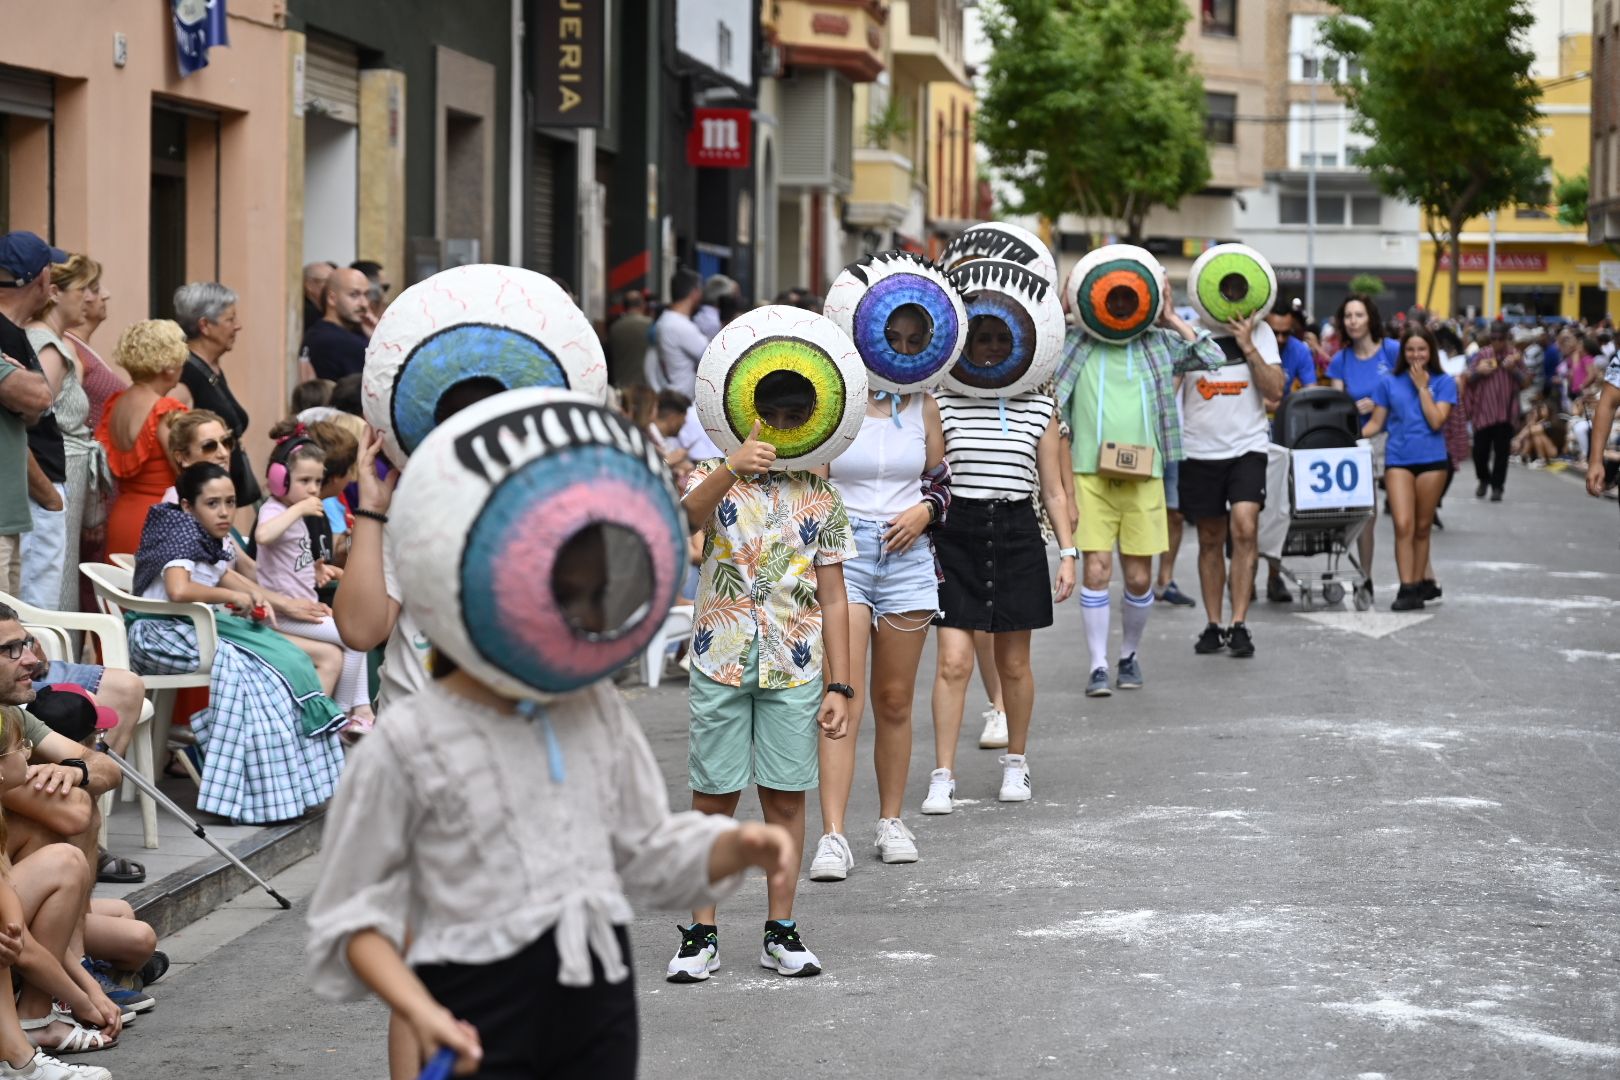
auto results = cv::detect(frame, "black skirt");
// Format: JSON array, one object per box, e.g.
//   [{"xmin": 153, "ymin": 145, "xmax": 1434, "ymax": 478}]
[{"xmin": 933, "ymin": 496, "xmax": 1054, "ymax": 632}]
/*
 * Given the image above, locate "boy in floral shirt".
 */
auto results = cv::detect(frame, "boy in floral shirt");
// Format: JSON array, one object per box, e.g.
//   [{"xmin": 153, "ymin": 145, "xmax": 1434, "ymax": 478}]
[{"xmin": 667, "ymin": 389, "xmax": 855, "ymax": 983}]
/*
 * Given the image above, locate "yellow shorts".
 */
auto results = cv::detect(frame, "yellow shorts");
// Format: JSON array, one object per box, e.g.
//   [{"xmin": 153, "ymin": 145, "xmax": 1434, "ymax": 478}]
[{"xmin": 1074, "ymin": 473, "xmax": 1169, "ymax": 556}]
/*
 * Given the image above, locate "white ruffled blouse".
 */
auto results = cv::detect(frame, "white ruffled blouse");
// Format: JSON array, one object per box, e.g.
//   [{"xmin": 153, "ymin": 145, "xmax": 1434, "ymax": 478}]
[{"xmin": 306, "ymin": 680, "xmax": 740, "ymax": 995}]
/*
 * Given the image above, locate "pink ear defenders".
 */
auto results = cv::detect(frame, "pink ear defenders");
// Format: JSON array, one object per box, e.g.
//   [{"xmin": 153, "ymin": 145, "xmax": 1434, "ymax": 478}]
[{"xmin": 265, "ymin": 431, "xmax": 316, "ymax": 500}]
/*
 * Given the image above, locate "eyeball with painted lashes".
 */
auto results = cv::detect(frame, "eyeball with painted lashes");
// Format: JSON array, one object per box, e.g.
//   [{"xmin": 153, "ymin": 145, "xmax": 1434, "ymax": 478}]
[{"xmin": 824, "ymin": 252, "xmax": 968, "ymax": 394}]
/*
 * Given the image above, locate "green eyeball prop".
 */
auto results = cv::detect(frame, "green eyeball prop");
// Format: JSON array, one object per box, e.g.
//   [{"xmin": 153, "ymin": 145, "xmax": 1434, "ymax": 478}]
[
  {"xmin": 1187, "ymin": 243, "xmax": 1277, "ymax": 327},
  {"xmin": 694, "ymin": 306, "xmax": 868, "ymax": 470}
]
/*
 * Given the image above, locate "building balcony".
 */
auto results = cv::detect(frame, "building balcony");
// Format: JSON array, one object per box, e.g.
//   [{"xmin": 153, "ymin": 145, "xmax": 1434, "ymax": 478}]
[
  {"xmin": 849, "ymin": 148, "xmax": 915, "ymax": 228},
  {"xmin": 889, "ymin": 0, "xmax": 969, "ymax": 87},
  {"xmin": 772, "ymin": 0, "xmax": 887, "ymax": 83}
]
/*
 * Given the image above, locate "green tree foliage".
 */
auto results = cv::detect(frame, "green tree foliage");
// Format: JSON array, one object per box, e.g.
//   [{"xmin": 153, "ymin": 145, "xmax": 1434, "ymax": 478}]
[
  {"xmin": 1321, "ymin": 0, "xmax": 1547, "ymax": 314},
  {"xmin": 1554, "ymin": 168, "xmax": 1588, "ymax": 229},
  {"xmin": 1348, "ymin": 273, "xmax": 1385, "ymax": 297},
  {"xmin": 978, "ymin": 0, "xmax": 1211, "ymax": 241}
]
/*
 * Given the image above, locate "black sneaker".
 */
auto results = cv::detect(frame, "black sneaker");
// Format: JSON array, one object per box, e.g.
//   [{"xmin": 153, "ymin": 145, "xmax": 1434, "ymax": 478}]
[
  {"xmin": 666, "ymin": 923, "xmax": 720, "ymax": 982},
  {"xmin": 1391, "ymin": 585, "xmax": 1426, "ymax": 611},
  {"xmin": 1194, "ymin": 623, "xmax": 1227, "ymax": 654},
  {"xmin": 1266, "ymin": 575, "xmax": 1293, "ymax": 603},
  {"xmin": 1475, "ymin": 481, "xmax": 1488, "ymax": 498},
  {"xmin": 760, "ymin": 920, "xmax": 821, "ymax": 977},
  {"xmin": 1419, "ymin": 579, "xmax": 1442, "ymax": 602},
  {"xmin": 1226, "ymin": 622, "xmax": 1255, "ymax": 657},
  {"xmin": 1489, "ymin": 488, "xmax": 1504, "ymax": 502}
]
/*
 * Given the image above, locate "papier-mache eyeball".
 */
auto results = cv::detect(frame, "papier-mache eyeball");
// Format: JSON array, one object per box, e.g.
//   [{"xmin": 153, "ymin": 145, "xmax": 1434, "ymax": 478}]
[
  {"xmin": 390, "ymin": 387, "xmax": 686, "ymax": 700},
  {"xmin": 1187, "ymin": 243, "xmax": 1278, "ymax": 327},
  {"xmin": 362, "ymin": 264, "xmax": 608, "ymax": 467},
  {"xmin": 941, "ymin": 259, "xmax": 1066, "ymax": 398},
  {"xmin": 1066, "ymin": 244, "xmax": 1169, "ymax": 344},
  {"xmin": 939, "ymin": 222, "xmax": 1059, "ymax": 285},
  {"xmin": 823, "ymin": 252, "xmax": 968, "ymax": 393},
  {"xmin": 695, "ymin": 305, "xmax": 868, "ymax": 470}
]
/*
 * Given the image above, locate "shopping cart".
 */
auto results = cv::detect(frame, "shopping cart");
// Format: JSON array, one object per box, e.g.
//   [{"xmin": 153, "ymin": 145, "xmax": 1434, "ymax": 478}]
[{"xmin": 1272, "ymin": 387, "xmax": 1376, "ymax": 609}]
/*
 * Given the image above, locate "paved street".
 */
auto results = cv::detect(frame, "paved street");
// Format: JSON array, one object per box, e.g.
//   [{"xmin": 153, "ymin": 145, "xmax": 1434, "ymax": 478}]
[{"xmin": 106, "ymin": 468, "xmax": 1617, "ymax": 1079}]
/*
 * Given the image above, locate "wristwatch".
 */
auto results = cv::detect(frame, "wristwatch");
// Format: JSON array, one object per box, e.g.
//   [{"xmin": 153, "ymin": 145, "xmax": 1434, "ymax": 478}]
[
  {"xmin": 59, "ymin": 758, "xmax": 90, "ymax": 789},
  {"xmin": 826, "ymin": 683, "xmax": 855, "ymax": 699},
  {"xmin": 1058, "ymin": 547, "xmax": 1079, "ymax": 559}
]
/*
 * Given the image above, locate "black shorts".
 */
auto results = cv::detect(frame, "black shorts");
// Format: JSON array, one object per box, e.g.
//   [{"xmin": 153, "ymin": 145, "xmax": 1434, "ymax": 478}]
[
  {"xmin": 415, "ymin": 927, "xmax": 637, "ymax": 1080},
  {"xmin": 1178, "ymin": 452, "xmax": 1268, "ymax": 522},
  {"xmin": 1387, "ymin": 460, "xmax": 1451, "ymax": 476},
  {"xmin": 933, "ymin": 496, "xmax": 1054, "ymax": 632}
]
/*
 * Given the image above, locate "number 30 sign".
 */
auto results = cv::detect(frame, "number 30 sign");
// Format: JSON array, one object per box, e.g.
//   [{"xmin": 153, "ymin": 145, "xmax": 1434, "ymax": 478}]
[{"xmin": 1291, "ymin": 445, "xmax": 1375, "ymax": 511}]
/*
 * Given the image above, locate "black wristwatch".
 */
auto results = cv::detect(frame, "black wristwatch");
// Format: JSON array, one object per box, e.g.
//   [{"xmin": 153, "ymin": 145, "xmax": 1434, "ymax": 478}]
[
  {"xmin": 826, "ymin": 683, "xmax": 855, "ymax": 699},
  {"xmin": 59, "ymin": 758, "xmax": 90, "ymax": 789}
]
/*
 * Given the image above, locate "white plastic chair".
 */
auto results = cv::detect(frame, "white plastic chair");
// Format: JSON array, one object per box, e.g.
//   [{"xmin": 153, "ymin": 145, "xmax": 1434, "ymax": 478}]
[
  {"xmin": 1, "ymin": 589, "xmax": 159, "ymax": 849},
  {"xmin": 641, "ymin": 604, "xmax": 694, "ymax": 689},
  {"xmin": 80, "ymin": 562, "xmax": 218, "ymax": 847}
]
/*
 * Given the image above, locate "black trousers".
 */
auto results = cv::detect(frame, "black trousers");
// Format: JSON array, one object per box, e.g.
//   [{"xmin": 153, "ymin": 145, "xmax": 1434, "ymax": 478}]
[
  {"xmin": 1472, "ymin": 421, "xmax": 1514, "ymax": 492},
  {"xmin": 415, "ymin": 927, "xmax": 638, "ymax": 1080}
]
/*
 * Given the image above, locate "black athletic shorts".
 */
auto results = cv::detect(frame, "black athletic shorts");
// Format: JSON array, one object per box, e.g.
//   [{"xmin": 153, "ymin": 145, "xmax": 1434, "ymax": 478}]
[{"xmin": 1178, "ymin": 451, "xmax": 1268, "ymax": 522}]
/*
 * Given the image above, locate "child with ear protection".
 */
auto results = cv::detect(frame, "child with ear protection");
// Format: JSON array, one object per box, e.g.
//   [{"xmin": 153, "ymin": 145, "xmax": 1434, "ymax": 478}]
[{"xmin": 254, "ymin": 429, "xmax": 376, "ymax": 734}]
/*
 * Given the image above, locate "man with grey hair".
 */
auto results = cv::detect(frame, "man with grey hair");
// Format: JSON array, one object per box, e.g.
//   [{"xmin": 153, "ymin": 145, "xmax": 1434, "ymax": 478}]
[
  {"xmin": 694, "ymin": 273, "xmax": 739, "ymax": 341},
  {"xmin": 173, "ymin": 281, "xmax": 260, "ymax": 510},
  {"xmin": 302, "ymin": 260, "xmax": 336, "ymax": 332}
]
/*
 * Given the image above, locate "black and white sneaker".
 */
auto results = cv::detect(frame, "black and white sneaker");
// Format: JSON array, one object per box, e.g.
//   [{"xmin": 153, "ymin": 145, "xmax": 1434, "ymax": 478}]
[
  {"xmin": 1226, "ymin": 622, "xmax": 1255, "ymax": 657},
  {"xmin": 760, "ymin": 920, "xmax": 821, "ymax": 977},
  {"xmin": 666, "ymin": 923, "xmax": 720, "ymax": 982},
  {"xmin": 1194, "ymin": 623, "xmax": 1227, "ymax": 654}
]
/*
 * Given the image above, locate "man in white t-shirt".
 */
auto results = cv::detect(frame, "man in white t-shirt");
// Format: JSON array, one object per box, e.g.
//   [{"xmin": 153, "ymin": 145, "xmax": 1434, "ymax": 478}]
[
  {"xmin": 1177, "ymin": 316, "xmax": 1285, "ymax": 658},
  {"xmin": 653, "ymin": 269, "xmax": 707, "ymax": 396}
]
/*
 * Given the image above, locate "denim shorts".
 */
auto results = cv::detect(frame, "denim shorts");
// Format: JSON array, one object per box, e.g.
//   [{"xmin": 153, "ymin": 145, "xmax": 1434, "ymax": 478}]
[
  {"xmin": 841, "ymin": 518, "xmax": 940, "ymax": 617},
  {"xmin": 33, "ymin": 660, "xmax": 104, "ymax": 694}
]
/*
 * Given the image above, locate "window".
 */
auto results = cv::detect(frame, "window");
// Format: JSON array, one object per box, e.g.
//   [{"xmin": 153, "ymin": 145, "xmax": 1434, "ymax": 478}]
[
  {"xmin": 1351, "ymin": 196, "xmax": 1382, "ymax": 226},
  {"xmin": 1203, "ymin": 0, "xmax": 1237, "ymax": 36},
  {"xmin": 1515, "ymin": 204, "xmax": 1551, "ymax": 219},
  {"xmin": 1205, "ymin": 92, "xmax": 1237, "ymax": 145},
  {"xmin": 1316, "ymin": 196, "xmax": 1346, "ymax": 225},
  {"xmin": 718, "ymin": 23, "xmax": 733, "ymax": 72},
  {"xmin": 1279, "ymin": 193, "xmax": 1360, "ymax": 226}
]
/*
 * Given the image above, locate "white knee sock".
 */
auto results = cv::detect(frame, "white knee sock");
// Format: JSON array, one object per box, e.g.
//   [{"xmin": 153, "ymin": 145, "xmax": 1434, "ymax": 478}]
[
  {"xmin": 1081, "ymin": 587, "xmax": 1111, "ymax": 671},
  {"xmin": 1121, "ymin": 588, "xmax": 1154, "ymax": 659}
]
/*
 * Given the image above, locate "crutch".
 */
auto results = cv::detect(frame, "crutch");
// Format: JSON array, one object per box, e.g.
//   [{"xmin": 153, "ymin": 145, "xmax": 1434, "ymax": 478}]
[{"xmin": 94, "ymin": 737, "xmax": 292, "ymax": 909}]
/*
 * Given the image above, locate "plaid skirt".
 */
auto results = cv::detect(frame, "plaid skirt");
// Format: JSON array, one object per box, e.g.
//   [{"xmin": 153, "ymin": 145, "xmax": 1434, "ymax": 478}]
[{"xmin": 128, "ymin": 619, "xmax": 345, "ymax": 824}]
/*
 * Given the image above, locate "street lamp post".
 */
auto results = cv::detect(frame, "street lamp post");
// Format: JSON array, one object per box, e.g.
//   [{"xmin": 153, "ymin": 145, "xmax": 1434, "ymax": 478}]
[{"xmin": 1306, "ymin": 57, "xmax": 1318, "ymax": 321}]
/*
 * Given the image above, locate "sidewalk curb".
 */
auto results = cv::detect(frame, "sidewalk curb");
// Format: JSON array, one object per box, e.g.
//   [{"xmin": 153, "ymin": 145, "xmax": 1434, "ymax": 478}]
[{"xmin": 124, "ymin": 815, "xmax": 324, "ymax": 939}]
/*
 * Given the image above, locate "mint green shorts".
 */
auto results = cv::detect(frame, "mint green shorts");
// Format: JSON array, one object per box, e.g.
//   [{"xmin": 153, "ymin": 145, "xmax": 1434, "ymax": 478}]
[{"xmin": 688, "ymin": 640, "xmax": 823, "ymax": 794}]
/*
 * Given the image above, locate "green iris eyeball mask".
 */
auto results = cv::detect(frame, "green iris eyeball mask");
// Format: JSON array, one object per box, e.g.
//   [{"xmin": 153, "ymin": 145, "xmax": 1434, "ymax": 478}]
[
  {"xmin": 694, "ymin": 305, "xmax": 869, "ymax": 470},
  {"xmin": 1187, "ymin": 243, "xmax": 1278, "ymax": 328}
]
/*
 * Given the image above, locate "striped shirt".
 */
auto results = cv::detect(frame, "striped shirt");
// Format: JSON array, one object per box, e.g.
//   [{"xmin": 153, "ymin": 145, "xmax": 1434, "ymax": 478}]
[
  {"xmin": 1465, "ymin": 346, "xmax": 1531, "ymax": 428},
  {"xmin": 935, "ymin": 390, "xmax": 1056, "ymax": 501}
]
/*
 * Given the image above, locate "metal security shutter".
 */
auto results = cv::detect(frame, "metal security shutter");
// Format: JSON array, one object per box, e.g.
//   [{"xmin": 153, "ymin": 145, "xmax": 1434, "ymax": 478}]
[
  {"xmin": 528, "ymin": 135, "xmax": 556, "ymax": 273},
  {"xmin": 0, "ymin": 66, "xmax": 51, "ymax": 119},
  {"xmin": 304, "ymin": 36, "xmax": 359, "ymax": 125},
  {"xmin": 778, "ymin": 71, "xmax": 832, "ymax": 186}
]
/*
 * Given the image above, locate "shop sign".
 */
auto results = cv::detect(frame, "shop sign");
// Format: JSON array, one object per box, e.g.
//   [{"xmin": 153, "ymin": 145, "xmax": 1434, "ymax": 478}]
[
  {"xmin": 687, "ymin": 108, "xmax": 752, "ymax": 169},
  {"xmin": 173, "ymin": 0, "xmax": 230, "ymax": 78},
  {"xmin": 1437, "ymin": 250, "xmax": 1548, "ymax": 272},
  {"xmin": 532, "ymin": 0, "xmax": 604, "ymax": 127}
]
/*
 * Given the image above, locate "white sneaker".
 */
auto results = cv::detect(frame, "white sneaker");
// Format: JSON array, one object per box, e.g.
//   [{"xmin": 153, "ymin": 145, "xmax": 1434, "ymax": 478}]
[
  {"xmin": 666, "ymin": 923, "xmax": 719, "ymax": 983},
  {"xmin": 0, "ymin": 1051, "xmax": 111, "ymax": 1080},
  {"xmin": 920, "ymin": 768, "xmax": 955, "ymax": 814},
  {"xmin": 978, "ymin": 707, "xmax": 1009, "ymax": 749},
  {"xmin": 760, "ymin": 921, "xmax": 822, "ymax": 977},
  {"xmin": 874, "ymin": 817, "xmax": 919, "ymax": 863},
  {"xmin": 809, "ymin": 832, "xmax": 855, "ymax": 882},
  {"xmin": 998, "ymin": 754, "xmax": 1032, "ymax": 802}
]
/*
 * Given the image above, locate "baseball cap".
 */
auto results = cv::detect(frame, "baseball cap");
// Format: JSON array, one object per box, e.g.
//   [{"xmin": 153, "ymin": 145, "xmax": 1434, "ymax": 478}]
[
  {"xmin": 29, "ymin": 683, "xmax": 117, "ymax": 743},
  {"xmin": 0, "ymin": 232, "xmax": 67, "ymax": 286}
]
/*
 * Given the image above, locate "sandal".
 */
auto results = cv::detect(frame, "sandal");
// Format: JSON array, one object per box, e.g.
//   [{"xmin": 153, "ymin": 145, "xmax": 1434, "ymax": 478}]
[
  {"xmin": 19, "ymin": 1009, "xmax": 115, "ymax": 1053},
  {"xmin": 96, "ymin": 848, "xmax": 145, "ymax": 885}
]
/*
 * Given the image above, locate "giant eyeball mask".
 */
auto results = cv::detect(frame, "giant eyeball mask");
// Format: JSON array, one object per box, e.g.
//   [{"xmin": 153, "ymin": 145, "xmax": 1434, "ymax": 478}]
[
  {"xmin": 823, "ymin": 252, "xmax": 967, "ymax": 393},
  {"xmin": 695, "ymin": 305, "xmax": 868, "ymax": 470},
  {"xmin": 939, "ymin": 222, "xmax": 1059, "ymax": 286},
  {"xmin": 1188, "ymin": 243, "xmax": 1277, "ymax": 328},
  {"xmin": 390, "ymin": 388, "xmax": 686, "ymax": 700},
  {"xmin": 363, "ymin": 264, "xmax": 609, "ymax": 467},
  {"xmin": 941, "ymin": 259, "xmax": 1065, "ymax": 398},
  {"xmin": 1066, "ymin": 244, "xmax": 1168, "ymax": 344}
]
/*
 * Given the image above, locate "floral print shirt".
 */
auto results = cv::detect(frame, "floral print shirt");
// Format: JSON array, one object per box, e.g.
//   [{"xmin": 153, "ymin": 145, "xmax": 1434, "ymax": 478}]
[{"xmin": 686, "ymin": 462, "xmax": 857, "ymax": 689}]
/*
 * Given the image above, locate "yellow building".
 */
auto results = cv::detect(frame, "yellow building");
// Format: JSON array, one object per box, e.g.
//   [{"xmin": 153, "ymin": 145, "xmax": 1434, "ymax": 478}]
[{"xmin": 1418, "ymin": 34, "xmax": 1619, "ymax": 322}]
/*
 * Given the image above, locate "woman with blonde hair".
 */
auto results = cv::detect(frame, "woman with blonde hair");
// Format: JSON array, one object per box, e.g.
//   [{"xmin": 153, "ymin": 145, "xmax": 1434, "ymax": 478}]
[{"xmin": 95, "ymin": 320, "xmax": 191, "ymax": 558}]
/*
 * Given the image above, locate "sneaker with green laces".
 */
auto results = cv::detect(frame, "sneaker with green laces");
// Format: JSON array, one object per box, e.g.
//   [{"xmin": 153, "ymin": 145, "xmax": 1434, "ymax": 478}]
[
  {"xmin": 760, "ymin": 920, "xmax": 821, "ymax": 977},
  {"xmin": 666, "ymin": 923, "xmax": 719, "ymax": 983}
]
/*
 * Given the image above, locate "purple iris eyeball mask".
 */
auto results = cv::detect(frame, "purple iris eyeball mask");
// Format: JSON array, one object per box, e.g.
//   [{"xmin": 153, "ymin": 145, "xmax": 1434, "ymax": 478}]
[
  {"xmin": 695, "ymin": 305, "xmax": 869, "ymax": 470},
  {"xmin": 824, "ymin": 251, "xmax": 968, "ymax": 394},
  {"xmin": 362, "ymin": 264, "xmax": 609, "ymax": 468},
  {"xmin": 941, "ymin": 259, "xmax": 1065, "ymax": 398},
  {"xmin": 390, "ymin": 388, "xmax": 686, "ymax": 700},
  {"xmin": 939, "ymin": 222, "xmax": 1060, "ymax": 286}
]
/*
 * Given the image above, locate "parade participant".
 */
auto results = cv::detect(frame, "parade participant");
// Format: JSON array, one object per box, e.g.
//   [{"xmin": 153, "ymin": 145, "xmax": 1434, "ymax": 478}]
[
  {"xmin": 1055, "ymin": 245, "xmax": 1222, "ymax": 696},
  {"xmin": 1361, "ymin": 326, "xmax": 1457, "ymax": 611},
  {"xmin": 811, "ymin": 253, "xmax": 962, "ymax": 877},
  {"xmin": 670, "ymin": 305, "xmax": 862, "ymax": 979},
  {"xmin": 1325, "ymin": 295, "xmax": 1398, "ymax": 606},
  {"xmin": 926, "ymin": 258, "xmax": 1072, "ymax": 809},
  {"xmin": 308, "ymin": 389, "xmax": 793, "ymax": 1078}
]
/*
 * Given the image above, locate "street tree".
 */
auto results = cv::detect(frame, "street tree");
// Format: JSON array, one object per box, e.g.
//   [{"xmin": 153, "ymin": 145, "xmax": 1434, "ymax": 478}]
[
  {"xmin": 977, "ymin": 0, "xmax": 1210, "ymax": 242},
  {"xmin": 1321, "ymin": 0, "xmax": 1546, "ymax": 314}
]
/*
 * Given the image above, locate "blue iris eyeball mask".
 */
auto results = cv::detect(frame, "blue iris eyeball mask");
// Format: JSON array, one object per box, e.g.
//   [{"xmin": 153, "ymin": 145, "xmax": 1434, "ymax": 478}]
[
  {"xmin": 391, "ymin": 387, "xmax": 687, "ymax": 701},
  {"xmin": 362, "ymin": 264, "xmax": 609, "ymax": 467},
  {"xmin": 824, "ymin": 251, "xmax": 968, "ymax": 393},
  {"xmin": 941, "ymin": 259, "xmax": 1066, "ymax": 398},
  {"xmin": 1187, "ymin": 243, "xmax": 1278, "ymax": 329}
]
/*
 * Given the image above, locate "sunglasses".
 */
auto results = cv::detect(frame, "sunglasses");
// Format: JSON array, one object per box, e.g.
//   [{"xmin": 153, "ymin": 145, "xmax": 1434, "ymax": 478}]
[
  {"xmin": 198, "ymin": 435, "xmax": 237, "ymax": 454},
  {"xmin": 0, "ymin": 636, "xmax": 37, "ymax": 661}
]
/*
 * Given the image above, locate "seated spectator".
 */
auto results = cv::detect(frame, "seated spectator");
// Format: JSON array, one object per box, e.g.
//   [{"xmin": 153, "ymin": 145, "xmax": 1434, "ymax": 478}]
[
  {"xmin": 330, "ymin": 374, "xmax": 363, "ymax": 418},
  {"xmin": 127, "ymin": 464, "xmax": 345, "ymax": 824},
  {"xmin": 96, "ymin": 319, "xmax": 190, "ymax": 559},
  {"xmin": 648, "ymin": 390, "xmax": 697, "ymax": 481},
  {"xmin": 290, "ymin": 378, "xmax": 334, "ymax": 416},
  {"xmin": 1511, "ymin": 398, "xmax": 1566, "ymax": 466}
]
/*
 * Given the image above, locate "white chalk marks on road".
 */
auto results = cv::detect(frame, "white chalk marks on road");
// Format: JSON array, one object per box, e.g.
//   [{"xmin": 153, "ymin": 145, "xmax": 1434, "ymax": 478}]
[
  {"xmin": 1323, "ymin": 998, "xmax": 1620, "ymax": 1060},
  {"xmin": 1294, "ymin": 611, "xmax": 1434, "ymax": 638}
]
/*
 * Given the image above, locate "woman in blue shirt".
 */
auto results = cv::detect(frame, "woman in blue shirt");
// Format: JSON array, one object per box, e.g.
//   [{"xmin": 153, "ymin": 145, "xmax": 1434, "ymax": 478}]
[
  {"xmin": 1362, "ymin": 325, "xmax": 1456, "ymax": 611},
  {"xmin": 1325, "ymin": 294, "xmax": 1400, "ymax": 610}
]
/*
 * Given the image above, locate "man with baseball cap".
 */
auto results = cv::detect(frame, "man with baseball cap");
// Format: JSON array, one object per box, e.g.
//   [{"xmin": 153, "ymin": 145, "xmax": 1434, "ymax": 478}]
[{"xmin": 0, "ymin": 233, "xmax": 61, "ymax": 599}]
